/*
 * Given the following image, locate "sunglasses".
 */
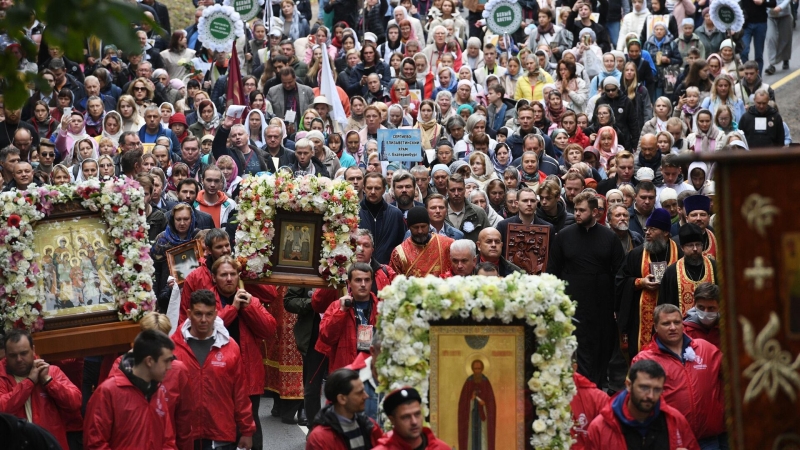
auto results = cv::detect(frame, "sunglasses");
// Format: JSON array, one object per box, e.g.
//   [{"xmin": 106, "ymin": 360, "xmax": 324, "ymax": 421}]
[
  {"xmin": 40, "ymin": 152, "xmax": 55, "ymax": 158},
  {"xmin": 99, "ymin": 163, "xmax": 114, "ymax": 168},
  {"xmin": 604, "ymin": 87, "xmax": 618, "ymax": 93},
  {"xmin": 133, "ymin": 86, "xmax": 147, "ymax": 91}
]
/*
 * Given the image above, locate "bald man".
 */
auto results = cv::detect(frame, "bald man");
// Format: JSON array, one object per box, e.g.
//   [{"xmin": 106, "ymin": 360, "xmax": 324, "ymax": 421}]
[
  {"xmin": 476, "ymin": 228, "xmax": 524, "ymax": 277},
  {"xmin": 79, "ymin": 76, "xmax": 116, "ymax": 112},
  {"xmin": 635, "ymin": 134, "xmax": 662, "ymax": 186}
]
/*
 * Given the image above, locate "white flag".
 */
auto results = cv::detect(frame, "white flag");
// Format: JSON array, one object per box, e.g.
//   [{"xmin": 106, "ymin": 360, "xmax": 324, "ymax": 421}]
[{"xmin": 320, "ymin": 43, "xmax": 348, "ymax": 127}]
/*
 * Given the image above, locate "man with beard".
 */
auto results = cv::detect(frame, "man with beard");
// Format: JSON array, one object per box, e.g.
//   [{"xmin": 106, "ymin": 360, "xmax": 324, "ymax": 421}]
[
  {"xmin": 672, "ymin": 195, "xmax": 717, "ymax": 259},
  {"xmin": 586, "ymin": 359, "xmax": 699, "ymax": 449},
  {"xmin": 608, "ymin": 204, "xmax": 643, "ymax": 254},
  {"xmin": 548, "ymin": 191, "xmax": 625, "ymax": 388},
  {"xmin": 616, "ymin": 209, "xmax": 682, "ymax": 358},
  {"xmin": 390, "ymin": 171, "xmax": 423, "ymax": 219},
  {"xmin": 389, "ymin": 206, "xmax": 453, "ymax": 277},
  {"xmin": 659, "ymin": 223, "xmax": 718, "ymax": 315}
]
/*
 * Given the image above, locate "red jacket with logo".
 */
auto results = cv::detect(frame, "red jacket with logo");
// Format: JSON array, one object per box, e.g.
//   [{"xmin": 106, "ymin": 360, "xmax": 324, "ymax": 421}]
[
  {"xmin": 171, "ymin": 321, "xmax": 256, "ymax": 442},
  {"xmin": 83, "ymin": 368, "xmax": 175, "ymax": 450},
  {"xmin": 315, "ymin": 293, "xmax": 380, "ymax": 372},
  {"xmin": 632, "ymin": 335, "xmax": 725, "ymax": 439},
  {"xmin": 109, "ymin": 355, "xmax": 194, "ymax": 450},
  {"xmin": 372, "ymin": 427, "xmax": 452, "ymax": 450},
  {"xmin": 211, "ymin": 286, "xmax": 278, "ymax": 397},
  {"xmin": 0, "ymin": 359, "xmax": 82, "ymax": 450},
  {"xmin": 585, "ymin": 397, "xmax": 700, "ymax": 450},
  {"xmin": 683, "ymin": 319, "xmax": 721, "ymax": 349},
  {"xmin": 569, "ymin": 372, "xmax": 610, "ymax": 450}
]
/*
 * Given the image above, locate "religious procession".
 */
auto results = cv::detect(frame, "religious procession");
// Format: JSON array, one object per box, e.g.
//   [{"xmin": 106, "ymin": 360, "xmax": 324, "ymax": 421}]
[{"xmin": 0, "ymin": 0, "xmax": 798, "ymax": 448}]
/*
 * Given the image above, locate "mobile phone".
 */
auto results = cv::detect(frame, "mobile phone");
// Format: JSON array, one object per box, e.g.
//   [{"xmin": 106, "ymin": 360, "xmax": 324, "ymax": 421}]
[
  {"xmin": 111, "ymin": 56, "xmax": 119, "ymax": 63},
  {"xmin": 63, "ymin": 107, "xmax": 72, "ymax": 117},
  {"xmin": 400, "ymin": 96, "xmax": 410, "ymax": 107}
]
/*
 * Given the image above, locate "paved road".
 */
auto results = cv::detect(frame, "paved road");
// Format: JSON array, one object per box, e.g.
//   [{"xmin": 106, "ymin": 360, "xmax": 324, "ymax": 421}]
[
  {"xmin": 257, "ymin": 397, "xmax": 308, "ymax": 450},
  {"xmin": 756, "ymin": 18, "xmax": 800, "ymax": 137}
]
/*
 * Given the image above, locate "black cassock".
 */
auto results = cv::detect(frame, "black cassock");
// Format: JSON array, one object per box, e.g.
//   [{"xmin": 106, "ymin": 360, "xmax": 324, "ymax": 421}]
[
  {"xmin": 658, "ymin": 258, "xmax": 719, "ymax": 308},
  {"xmin": 547, "ymin": 222, "xmax": 625, "ymax": 388},
  {"xmin": 615, "ymin": 244, "xmax": 683, "ymax": 358}
]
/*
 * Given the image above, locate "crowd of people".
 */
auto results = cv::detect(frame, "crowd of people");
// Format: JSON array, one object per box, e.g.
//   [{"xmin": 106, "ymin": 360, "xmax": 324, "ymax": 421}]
[{"xmin": 0, "ymin": 0, "xmax": 795, "ymax": 448}]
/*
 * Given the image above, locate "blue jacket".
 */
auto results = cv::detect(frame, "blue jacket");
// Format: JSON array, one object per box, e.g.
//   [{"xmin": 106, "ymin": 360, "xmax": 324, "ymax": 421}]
[
  {"xmin": 359, "ymin": 198, "xmax": 407, "ymax": 265},
  {"xmin": 138, "ymin": 123, "xmax": 180, "ymax": 158}
]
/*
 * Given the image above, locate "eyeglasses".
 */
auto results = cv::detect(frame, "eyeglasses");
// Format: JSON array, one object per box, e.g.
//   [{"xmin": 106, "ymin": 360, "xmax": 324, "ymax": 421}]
[{"xmin": 99, "ymin": 163, "xmax": 114, "ymax": 168}]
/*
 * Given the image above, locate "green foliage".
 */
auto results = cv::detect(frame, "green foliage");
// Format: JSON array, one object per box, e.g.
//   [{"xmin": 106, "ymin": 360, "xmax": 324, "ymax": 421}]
[{"xmin": 0, "ymin": 0, "xmax": 153, "ymax": 108}]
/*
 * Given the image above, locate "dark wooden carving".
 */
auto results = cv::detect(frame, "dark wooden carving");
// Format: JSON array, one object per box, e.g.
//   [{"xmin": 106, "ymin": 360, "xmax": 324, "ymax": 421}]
[
  {"xmin": 505, "ymin": 224, "xmax": 550, "ymax": 275},
  {"xmin": 678, "ymin": 147, "xmax": 800, "ymax": 450}
]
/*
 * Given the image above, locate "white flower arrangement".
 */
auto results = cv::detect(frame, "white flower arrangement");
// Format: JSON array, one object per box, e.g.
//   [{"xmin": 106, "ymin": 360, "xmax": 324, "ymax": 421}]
[
  {"xmin": 0, "ymin": 179, "xmax": 156, "ymax": 331},
  {"xmin": 709, "ymin": 0, "xmax": 745, "ymax": 33},
  {"xmin": 235, "ymin": 171, "xmax": 360, "ymax": 286},
  {"xmin": 377, "ymin": 272, "xmax": 578, "ymax": 449}
]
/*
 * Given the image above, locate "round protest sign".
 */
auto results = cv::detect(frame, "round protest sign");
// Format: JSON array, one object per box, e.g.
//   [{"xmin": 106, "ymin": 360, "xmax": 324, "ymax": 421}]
[
  {"xmin": 223, "ymin": 0, "xmax": 265, "ymax": 22},
  {"xmin": 198, "ymin": 5, "xmax": 245, "ymax": 52},
  {"xmin": 709, "ymin": 0, "xmax": 744, "ymax": 32},
  {"xmin": 482, "ymin": 0, "xmax": 523, "ymax": 36}
]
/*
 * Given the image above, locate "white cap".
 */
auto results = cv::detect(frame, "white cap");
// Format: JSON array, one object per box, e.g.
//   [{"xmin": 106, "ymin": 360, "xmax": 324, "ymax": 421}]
[
  {"xmin": 636, "ymin": 167, "xmax": 655, "ymax": 181},
  {"xmin": 660, "ymin": 187, "xmax": 677, "ymax": 202}
]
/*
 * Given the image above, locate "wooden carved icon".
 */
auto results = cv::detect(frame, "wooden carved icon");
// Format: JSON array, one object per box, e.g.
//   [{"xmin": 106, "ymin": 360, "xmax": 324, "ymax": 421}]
[{"xmin": 505, "ymin": 224, "xmax": 550, "ymax": 275}]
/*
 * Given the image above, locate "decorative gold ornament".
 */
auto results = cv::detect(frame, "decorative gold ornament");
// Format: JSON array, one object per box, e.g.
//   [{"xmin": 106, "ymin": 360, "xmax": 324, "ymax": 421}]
[
  {"xmin": 740, "ymin": 312, "xmax": 800, "ymax": 403},
  {"xmin": 744, "ymin": 257, "xmax": 774, "ymax": 290},
  {"xmin": 741, "ymin": 194, "xmax": 780, "ymax": 237}
]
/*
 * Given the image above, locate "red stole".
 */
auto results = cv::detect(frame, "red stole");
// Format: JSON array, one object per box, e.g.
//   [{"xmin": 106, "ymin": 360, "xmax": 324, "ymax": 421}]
[
  {"xmin": 676, "ymin": 256, "xmax": 715, "ymax": 315},
  {"xmin": 704, "ymin": 229, "xmax": 718, "ymax": 259},
  {"xmin": 392, "ymin": 234, "xmax": 451, "ymax": 277},
  {"xmin": 638, "ymin": 240, "xmax": 680, "ymax": 352}
]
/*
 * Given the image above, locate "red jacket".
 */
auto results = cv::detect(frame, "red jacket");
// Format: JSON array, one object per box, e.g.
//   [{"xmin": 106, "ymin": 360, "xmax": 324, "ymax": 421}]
[
  {"xmin": 211, "ymin": 286, "xmax": 278, "ymax": 396},
  {"xmin": 83, "ymin": 368, "xmax": 175, "ymax": 450},
  {"xmin": 310, "ymin": 263, "xmax": 395, "ymax": 315},
  {"xmin": 109, "ymin": 355, "xmax": 194, "ymax": 450},
  {"xmin": 0, "ymin": 359, "xmax": 82, "ymax": 450},
  {"xmin": 683, "ymin": 319, "xmax": 721, "ymax": 349},
  {"xmin": 585, "ymin": 396, "xmax": 700, "ymax": 450},
  {"xmin": 632, "ymin": 336, "xmax": 725, "ymax": 440},
  {"xmin": 569, "ymin": 372, "xmax": 610, "ymax": 450},
  {"xmin": 178, "ymin": 260, "xmax": 278, "ymax": 325},
  {"xmin": 306, "ymin": 405, "xmax": 384, "ymax": 450},
  {"xmin": 315, "ymin": 293, "xmax": 380, "ymax": 372},
  {"xmin": 568, "ymin": 126, "xmax": 590, "ymax": 148},
  {"xmin": 373, "ymin": 427, "xmax": 452, "ymax": 450},
  {"xmin": 171, "ymin": 320, "xmax": 256, "ymax": 442}
]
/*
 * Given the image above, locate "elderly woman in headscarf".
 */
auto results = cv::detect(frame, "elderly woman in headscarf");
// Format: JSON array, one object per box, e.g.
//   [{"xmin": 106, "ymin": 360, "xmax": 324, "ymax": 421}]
[
  {"xmin": 686, "ymin": 108, "xmax": 725, "ymax": 153},
  {"xmin": 468, "ymin": 151, "xmax": 498, "ymax": 190},
  {"xmin": 431, "ymin": 66, "xmax": 458, "ymax": 100},
  {"xmin": 469, "ymin": 189, "xmax": 503, "ymax": 226},
  {"xmin": 454, "ymin": 114, "xmax": 496, "ymax": 159},
  {"xmin": 592, "ymin": 126, "xmax": 624, "ymax": 167},
  {"xmin": 436, "ymin": 90, "xmax": 456, "ymax": 122}
]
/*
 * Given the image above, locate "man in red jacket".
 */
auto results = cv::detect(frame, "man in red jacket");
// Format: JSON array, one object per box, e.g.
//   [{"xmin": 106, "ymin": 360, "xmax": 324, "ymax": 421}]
[
  {"xmin": 179, "ymin": 228, "xmax": 231, "ymax": 325},
  {"xmin": 0, "ymin": 330, "xmax": 82, "ymax": 450},
  {"xmin": 209, "ymin": 256, "xmax": 277, "ymax": 450},
  {"xmin": 373, "ymin": 387, "xmax": 451, "ymax": 450},
  {"xmin": 586, "ymin": 359, "xmax": 700, "ymax": 450},
  {"xmin": 316, "ymin": 262, "xmax": 380, "ymax": 372},
  {"xmin": 633, "ymin": 303, "xmax": 725, "ymax": 448},
  {"xmin": 84, "ymin": 330, "xmax": 176, "ymax": 449},
  {"xmin": 306, "ymin": 368, "xmax": 383, "ymax": 450},
  {"xmin": 683, "ymin": 282, "xmax": 721, "ymax": 349},
  {"xmin": 172, "ymin": 290, "xmax": 256, "ymax": 450}
]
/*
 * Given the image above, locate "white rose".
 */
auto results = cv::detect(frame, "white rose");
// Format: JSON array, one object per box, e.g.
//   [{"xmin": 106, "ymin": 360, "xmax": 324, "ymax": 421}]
[{"xmin": 532, "ymin": 419, "xmax": 547, "ymax": 433}]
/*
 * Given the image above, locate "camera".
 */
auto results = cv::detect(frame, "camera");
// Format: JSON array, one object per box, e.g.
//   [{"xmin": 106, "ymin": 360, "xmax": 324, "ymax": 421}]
[{"xmin": 343, "ymin": 298, "xmax": 353, "ymax": 308}]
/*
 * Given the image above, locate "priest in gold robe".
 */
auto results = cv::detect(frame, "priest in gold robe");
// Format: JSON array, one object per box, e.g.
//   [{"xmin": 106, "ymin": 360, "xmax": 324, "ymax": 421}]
[
  {"xmin": 659, "ymin": 223, "xmax": 718, "ymax": 315},
  {"xmin": 616, "ymin": 209, "xmax": 683, "ymax": 358},
  {"xmin": 389, "ymin": 206, "xmax": 453, "ymax": 277}
]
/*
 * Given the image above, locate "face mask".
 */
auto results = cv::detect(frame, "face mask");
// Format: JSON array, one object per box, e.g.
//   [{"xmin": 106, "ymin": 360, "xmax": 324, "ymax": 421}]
[
  {"xmin": 696, "ymin": 310, "xmax": 719, "ymax": 325},
  {"xmin": 31, "ymin": 162, "xmax": 40, "ymax": 169}
]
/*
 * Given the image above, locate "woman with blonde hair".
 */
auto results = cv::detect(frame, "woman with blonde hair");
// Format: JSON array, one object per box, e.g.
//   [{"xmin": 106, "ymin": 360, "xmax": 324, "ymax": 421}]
[
  {"xmin": 515, "ymin": 54, "xmax": 554, "ymax": 102},
  {"xmin": 50, "ymin": 164, "xmax": 72, "ymax": 186},
  {"xmin": 126, "ymin": 77, "xmax": 155, "ymax": 117},
  {"xmin": 116, "ymin": 94, "xmax": 145, "ymax": 132},
  {"xmin": 700, "ymin": 74, "xmax": 745, "ymax": 122}
]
